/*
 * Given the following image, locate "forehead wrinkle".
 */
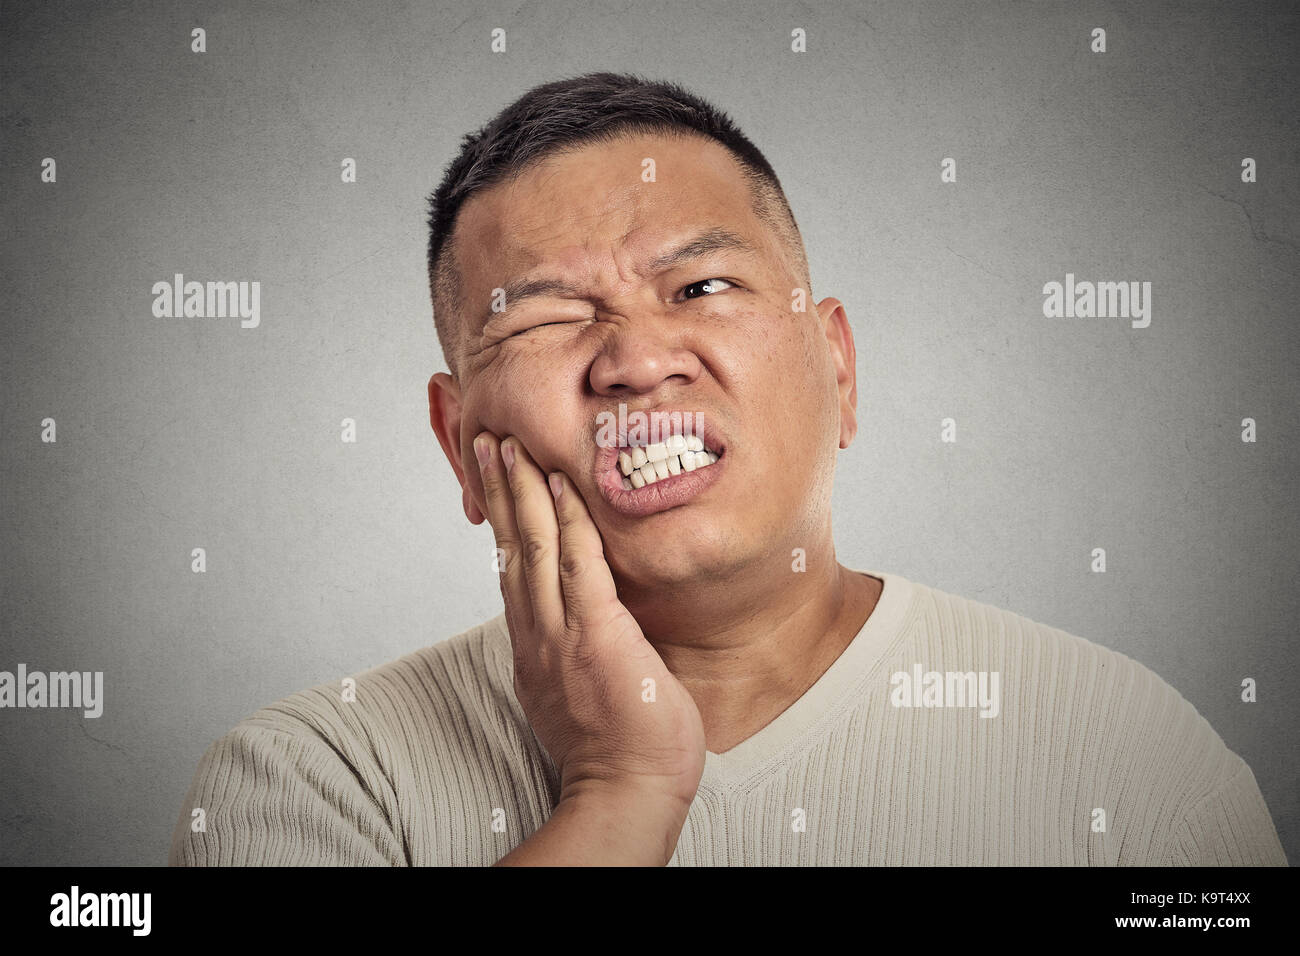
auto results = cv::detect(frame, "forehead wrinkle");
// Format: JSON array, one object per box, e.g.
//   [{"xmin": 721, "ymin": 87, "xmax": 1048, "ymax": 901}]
[
  {"xmin": 640, "ymin": 227, "xmax": 758, "ymax": 275},
  {"xmin": 468, "ymin": 144, "xmax": 766, "ymax": 338},
  {"xmin": 490, "ymin": 276, "xmax": 587, "ymax": 323}
]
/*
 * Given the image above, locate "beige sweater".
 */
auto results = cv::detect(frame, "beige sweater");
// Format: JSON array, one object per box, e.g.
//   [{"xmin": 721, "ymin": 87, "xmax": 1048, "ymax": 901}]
[{"xmin": 169, "ymin": 570, "xmax": 1287, "ymax": 865}]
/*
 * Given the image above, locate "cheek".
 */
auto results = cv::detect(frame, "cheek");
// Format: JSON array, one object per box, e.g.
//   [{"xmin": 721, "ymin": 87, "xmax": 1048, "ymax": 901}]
[
  {"xmin": 462, "ymin": 367, "xmax": 585, "ymax": 472},
  {"xmin": 729, "ymin": 298, "xmax": 809, "ymax": 358},
  {"xmin": 726, "ymin": 304, "xmax": 824, "ymax": 396},
  {"xmin": 735, "ymin": 312, "xmax": 837, "ymax": 473},
  {"xmin": 708, "ymin": 303, "xmax": 789, "ymax": 371}
]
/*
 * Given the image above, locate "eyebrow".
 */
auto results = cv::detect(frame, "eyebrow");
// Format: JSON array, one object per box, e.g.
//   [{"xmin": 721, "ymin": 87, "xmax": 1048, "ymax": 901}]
[
  {"xmin": 480, "ymin": 227, "xmax": 757, "ymax": 328},
  {"xmin": 644, "ymin": 227, "xmax": 757, "ymax": 272}
]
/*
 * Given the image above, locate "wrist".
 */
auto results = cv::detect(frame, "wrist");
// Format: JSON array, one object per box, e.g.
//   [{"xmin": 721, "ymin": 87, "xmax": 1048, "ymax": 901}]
[{"xmin": 559, "ymin": 778, "xmax": 693, "ymax": 866}]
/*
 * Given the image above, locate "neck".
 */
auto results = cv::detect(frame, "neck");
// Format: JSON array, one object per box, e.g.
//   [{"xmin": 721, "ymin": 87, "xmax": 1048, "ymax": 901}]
[{"xmin": 616, "ymin": 537, "xmax": 882, "ymax": 754}]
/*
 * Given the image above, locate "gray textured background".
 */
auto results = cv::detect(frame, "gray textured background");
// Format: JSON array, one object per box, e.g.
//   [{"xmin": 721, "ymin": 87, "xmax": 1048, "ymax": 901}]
[{"xmin": 1, "ymin": 0, "xmax": 1296, "ymax": 865}]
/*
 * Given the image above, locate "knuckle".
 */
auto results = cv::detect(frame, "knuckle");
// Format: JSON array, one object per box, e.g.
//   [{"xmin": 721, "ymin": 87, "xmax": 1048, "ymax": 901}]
[
  {"xmin": 522, "ymin": 537, "xmax": 551, "ymax": 572},
  {"xmin": 485, "ymin": 467, "xmax": 515, "ymax": 502},
  {"xmin": 558, "ymin": 548, "xmax": 587, "ymax": 581},
  {"xmin": 558, "ymin": 632, "xmax": 607, "ymax": 683},
  {"xmin": 566, "ymin": 634, "xmax": 601, "ymax": 671},
  {"xmin": 479, "ymin": 466, "xmax": 503, "ymax": 497},
  {"xmin": 494, "ymin": 539, "xmax": 519, "ymax": 567}
]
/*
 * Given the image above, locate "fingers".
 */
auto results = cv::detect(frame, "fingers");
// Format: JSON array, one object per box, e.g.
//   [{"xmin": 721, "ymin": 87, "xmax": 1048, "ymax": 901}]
[
  {"xmin": 473, "ymin": 432, "xmax": 532, "ymax": 635},
  {"xmin": 500, "ymin": 437, "xmax": 564, "ymax": 631},
  {"xmin": 474, "ymin": 430, "xmax": 618, "ymax": 639},
  {"xmin": 547, "ymin": 470, "xmax": 621, "ymax": 632}
]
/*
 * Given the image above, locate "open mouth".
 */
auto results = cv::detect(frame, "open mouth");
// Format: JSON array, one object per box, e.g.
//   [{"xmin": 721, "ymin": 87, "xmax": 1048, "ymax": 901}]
[
  {"xmin": 615, "ymin": 434, "xmax": 722, "ymax": 489},
  {"xmin": 592, "ymin": 412, "xmax": 728, "ymax": 517}
]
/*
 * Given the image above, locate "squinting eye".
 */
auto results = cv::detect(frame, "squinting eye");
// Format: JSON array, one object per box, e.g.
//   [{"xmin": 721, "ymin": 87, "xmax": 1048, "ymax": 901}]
[
  {"xmin": 508, "ymin": 316, "xmax": 594, "ymax": 338},
  {"xmin": 511, "ymin": 322, "xmax": 559, "ymax": 337},
  {"xmin": 681, "ymin": 278, "xmax": 735, "ymax": 299}
]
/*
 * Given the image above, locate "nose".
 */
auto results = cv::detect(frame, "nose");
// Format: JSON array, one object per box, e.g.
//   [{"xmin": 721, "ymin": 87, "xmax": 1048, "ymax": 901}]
[{"xmin": 588, "ymin": 311, "xmax": 703, "ymax": 397}]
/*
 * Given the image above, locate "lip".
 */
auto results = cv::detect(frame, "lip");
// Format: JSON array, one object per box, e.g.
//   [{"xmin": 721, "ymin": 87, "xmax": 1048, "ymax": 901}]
[{"xmin": 593, "ymin": 414, "xmax": 728, "ymax": 518}]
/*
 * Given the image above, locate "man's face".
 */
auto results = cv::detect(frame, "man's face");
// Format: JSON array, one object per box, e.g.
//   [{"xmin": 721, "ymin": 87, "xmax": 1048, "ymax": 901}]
[{"xmin": 437, "ymin": 130, "xmax": 857, "ymax": 589}]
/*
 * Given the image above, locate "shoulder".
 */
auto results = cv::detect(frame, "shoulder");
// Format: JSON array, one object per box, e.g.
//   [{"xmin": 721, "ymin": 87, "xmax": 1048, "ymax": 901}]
[
  {"xmin": 171, "ymin": 613, "xmax": 526, "ymax": 865},
  {"xmin": 251, "ymin": 613, "xmax": 515, "ymax": 744},
  {"xmin": 916, "ymin": 578, "xmax": 1224, "ymax": 746},
  {"xmin": 901, "ymin": 576, "xmax": 1283, "ymax": 862},
  {"xmin": 908, "ymin": 577, "xmax": 1216, "ymax": 741},
  {"xmin": 236, "ymin": 612, "xmax": 523, "ymax": 779}
]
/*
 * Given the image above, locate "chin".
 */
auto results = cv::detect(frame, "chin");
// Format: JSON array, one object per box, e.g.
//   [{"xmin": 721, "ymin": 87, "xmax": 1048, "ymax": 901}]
[{"xmin": 607, "ymin": 528, "xmax": 746, "ymax": 589}]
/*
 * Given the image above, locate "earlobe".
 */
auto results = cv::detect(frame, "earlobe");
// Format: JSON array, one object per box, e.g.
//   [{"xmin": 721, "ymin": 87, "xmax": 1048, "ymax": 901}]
[
  {"xmin": 463, "ymin": 485, "xmax": 485, "ymax": 525},
  {"xmin": 817, "ymin": 298, "xmax": 859, "ymax": 449},
  {"xmin": 428, "ymin": 372, "xmax": 482, "ymax": 522},
  {"xmin": 428, "ymin": 373, "xmax": 462, "ymax": 475}
]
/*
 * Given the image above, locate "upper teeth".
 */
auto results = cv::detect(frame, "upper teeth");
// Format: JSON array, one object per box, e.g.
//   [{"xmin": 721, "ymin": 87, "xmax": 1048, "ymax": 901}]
[{"xmin": 617, "ymin": 434, "xmax": 719, "ymax": 489}]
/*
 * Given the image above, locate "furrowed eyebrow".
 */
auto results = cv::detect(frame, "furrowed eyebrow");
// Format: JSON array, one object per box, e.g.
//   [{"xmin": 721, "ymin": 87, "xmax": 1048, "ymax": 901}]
[
  {"xmin": 480, "ymin": 227, "xmax": 757, "ymax": 328},
  {"xmin": 479, "ymin": 277, "xmax": 584, "ymax": 330},
  {"xmin": 643, "ymin": 227, "xmax": 758, "ymax": 272}
]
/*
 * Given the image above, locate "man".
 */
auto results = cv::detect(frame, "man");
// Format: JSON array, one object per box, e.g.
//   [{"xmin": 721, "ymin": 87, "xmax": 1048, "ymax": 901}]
[{"xmin": 170, "ymin": 72, "xmax": 1286, "ymax": 866}]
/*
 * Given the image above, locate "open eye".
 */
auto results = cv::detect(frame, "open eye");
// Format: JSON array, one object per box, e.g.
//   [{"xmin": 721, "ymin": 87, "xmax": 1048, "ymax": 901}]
[{"xmin": 681, "ymin": 278, "xmax": 736, "ymax": 300}]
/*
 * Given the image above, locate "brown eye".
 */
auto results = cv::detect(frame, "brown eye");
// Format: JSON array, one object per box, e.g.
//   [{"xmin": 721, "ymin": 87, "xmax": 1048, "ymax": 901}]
[{"xmin": 681, "ymin": 278, "xmax": 735, "ymax": 299}]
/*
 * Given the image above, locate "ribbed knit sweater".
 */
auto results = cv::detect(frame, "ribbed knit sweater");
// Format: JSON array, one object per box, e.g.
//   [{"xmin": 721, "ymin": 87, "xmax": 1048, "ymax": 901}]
[{"xmin": 169, "ymin": 570, "xmax": 1287, "ymax": 866}]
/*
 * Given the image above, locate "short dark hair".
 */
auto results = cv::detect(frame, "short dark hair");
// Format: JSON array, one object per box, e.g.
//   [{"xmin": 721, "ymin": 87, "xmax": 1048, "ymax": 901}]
[{"xmin": 424, "ymin": 71, "xmax": 807, "ymax": 379}]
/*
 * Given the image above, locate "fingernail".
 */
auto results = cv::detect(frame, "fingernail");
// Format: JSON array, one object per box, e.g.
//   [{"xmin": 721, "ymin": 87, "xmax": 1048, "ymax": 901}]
[
  {"xmin": 474, "ymin": 437, "xmax": 490, "ymax": 468},
  {"xmin": 501, "ymin": 441, "xmax": 515, "ymax": 473},
  {"xmin": 548, "ymin": 473, "xmax": 562, "ymax": 499}
]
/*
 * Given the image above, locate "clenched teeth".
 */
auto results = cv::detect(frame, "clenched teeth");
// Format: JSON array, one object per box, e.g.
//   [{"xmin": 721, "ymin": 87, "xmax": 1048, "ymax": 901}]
[
  {"xmin": 619, "ymin": 439, "xmax": 719, "ymax": 489},
  {"xmin": 617, "ymin": 435, "xmax": 711, "ymax": 473}
]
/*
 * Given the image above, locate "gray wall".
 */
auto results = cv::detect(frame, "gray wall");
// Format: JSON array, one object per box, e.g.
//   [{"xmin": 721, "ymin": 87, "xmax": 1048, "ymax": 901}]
[{"xmin": 1, "ymin": 0, "xmax": 1295, "ymax": 865}]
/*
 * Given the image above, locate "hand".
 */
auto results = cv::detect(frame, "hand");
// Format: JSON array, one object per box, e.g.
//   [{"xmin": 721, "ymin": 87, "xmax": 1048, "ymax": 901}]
[{"xmin": 473, "ymin": 431, "xmax": 706, "ymax": 861}]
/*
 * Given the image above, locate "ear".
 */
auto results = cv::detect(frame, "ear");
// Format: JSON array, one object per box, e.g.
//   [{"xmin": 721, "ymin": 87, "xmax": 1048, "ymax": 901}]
[
  {"xmin": 428, "ymin": 372, "xmax": 486, "ymax": 525},
  {"xmin": 817, "ymin": 298, "xmax": 859, "ymax": 449}
]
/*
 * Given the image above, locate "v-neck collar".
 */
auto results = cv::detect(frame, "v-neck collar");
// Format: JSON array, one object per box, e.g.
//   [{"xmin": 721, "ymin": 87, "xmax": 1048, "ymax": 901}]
[{"xmin": 696, "ymin": 569, "xmax": 915, "ymax": 793}]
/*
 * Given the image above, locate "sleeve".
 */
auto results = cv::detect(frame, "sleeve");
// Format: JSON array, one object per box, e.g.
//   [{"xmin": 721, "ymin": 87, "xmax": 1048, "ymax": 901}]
[
  {"xmin": 168, "ymin": 720, "xmax": 407, "ymax": 867},
  {"xmin": 1162, "ymin": 758, "xmax": 1288, "ymax": 866}
]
